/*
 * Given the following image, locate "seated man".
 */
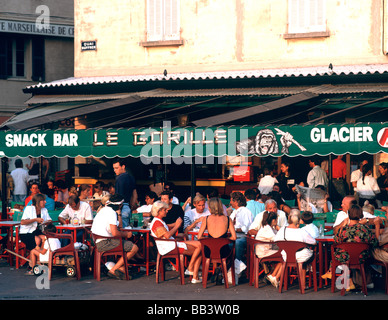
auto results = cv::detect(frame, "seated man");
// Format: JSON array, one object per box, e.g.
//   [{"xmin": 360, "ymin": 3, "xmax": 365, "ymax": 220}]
[
  {"xmin": 58, "ymin": 195, "xmax": 93, "ymax": 243},
  {"xmin": 333, "ymin": 195, "xmax": 378, "ymax": 235},
  {"xmin": 248, "ymin": 199, "xmax": 288, "ymax": 237},
  {"xmin": 91, "ymin": 194, "xmax": 138, "ymax": 280},
  {"xmin": 229, "ymin": 191, "xmax": 253, "ymax": 263}
]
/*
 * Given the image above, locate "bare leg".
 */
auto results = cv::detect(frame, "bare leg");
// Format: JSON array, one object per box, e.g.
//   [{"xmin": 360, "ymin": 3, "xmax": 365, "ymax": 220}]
[
  {"xmin": 111, "ymin": 244, "xmax": 139, "ymax": 274},
  {"xmin": 184, "ymin": 241, "xmax": 202, "ymax": 279}
]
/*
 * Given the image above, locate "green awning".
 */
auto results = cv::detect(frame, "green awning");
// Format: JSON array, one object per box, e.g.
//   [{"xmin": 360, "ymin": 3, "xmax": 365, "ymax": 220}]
[{"xmin": 0, "ymin": 122, "xmax": 387, "ymax": 158}]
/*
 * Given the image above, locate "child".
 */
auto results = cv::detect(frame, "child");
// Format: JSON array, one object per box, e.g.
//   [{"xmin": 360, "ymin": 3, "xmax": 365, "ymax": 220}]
[
  {"xmin": 300, "ymin": 211, "xmax": 320, "ymax": 239},
  {"xmin": 26, "ymin": 223, "xmax": 61, "ymax": 275}
]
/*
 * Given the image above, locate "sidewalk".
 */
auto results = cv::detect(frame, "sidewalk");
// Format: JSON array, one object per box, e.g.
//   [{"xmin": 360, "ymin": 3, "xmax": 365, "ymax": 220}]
[{"xmin": 0, "ymin": 259, "xmax": 387, "ymax": 301}]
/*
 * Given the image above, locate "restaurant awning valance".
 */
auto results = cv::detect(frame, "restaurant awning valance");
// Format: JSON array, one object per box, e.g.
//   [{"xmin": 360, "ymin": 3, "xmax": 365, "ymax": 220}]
[{"xmin": 0, "ymin": 122, "xmax": 387, "ymax": 159}]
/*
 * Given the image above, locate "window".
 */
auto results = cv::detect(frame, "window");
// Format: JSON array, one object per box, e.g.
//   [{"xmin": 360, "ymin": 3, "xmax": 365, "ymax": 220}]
[
  {"xmin": 288, "ymin": 0, "xmax": 326, "ymax": 34},
  {"xmin": 0, "ymin": 36, "xmax": 25, "ymax": 78},
  {"xmin": 147, "ymin": 0, "xmax": 180, "ymax": 42},
  {"xmin": 0, "ymin": 35, "xmax": 45, "ymax": 81}
]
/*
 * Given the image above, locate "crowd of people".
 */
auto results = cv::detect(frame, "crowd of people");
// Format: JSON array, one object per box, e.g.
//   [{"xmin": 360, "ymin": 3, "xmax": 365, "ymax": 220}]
[{"xmin": 4, "ymin": 156, "xmax": 388, "ymax": 292}]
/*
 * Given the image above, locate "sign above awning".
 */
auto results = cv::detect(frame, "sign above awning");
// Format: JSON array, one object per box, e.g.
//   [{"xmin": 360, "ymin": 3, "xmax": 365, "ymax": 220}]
[{"xmin": 0, "ymin": 123, "xmax": 387, "ymax": 159}]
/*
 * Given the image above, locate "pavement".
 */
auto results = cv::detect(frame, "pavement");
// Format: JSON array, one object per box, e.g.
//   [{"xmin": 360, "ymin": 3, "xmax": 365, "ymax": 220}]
[{"xmin": 1, "ymin": 259, "xmax": 387, "ymax": 305}]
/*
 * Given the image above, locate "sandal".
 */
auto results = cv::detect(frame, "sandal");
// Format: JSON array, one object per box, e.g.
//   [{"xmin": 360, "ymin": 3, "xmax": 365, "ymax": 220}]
[{"xmin": 107, "ymin": 271, "xmax": 121, "ymax": 280}]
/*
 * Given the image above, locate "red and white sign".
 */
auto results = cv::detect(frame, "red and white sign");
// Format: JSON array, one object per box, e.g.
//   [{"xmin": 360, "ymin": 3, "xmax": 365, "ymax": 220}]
[{"xmin": 377, "ymin": 128, "xmax": 388, "ymax": 148}]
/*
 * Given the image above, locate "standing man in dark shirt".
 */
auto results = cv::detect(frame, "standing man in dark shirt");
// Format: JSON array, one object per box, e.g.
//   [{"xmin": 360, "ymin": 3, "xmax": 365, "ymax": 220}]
[
  {"xmin": 113, "ymin": 159, "xmax": 135, "ymax": 228},
  {"xmin": 160, "ymin": 191, "xmax": 185, "ymax": 236}
]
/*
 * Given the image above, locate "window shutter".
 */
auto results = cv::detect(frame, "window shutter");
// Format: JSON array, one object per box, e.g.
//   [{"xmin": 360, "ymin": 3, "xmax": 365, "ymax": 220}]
[
  {"xmin": 0, "ymin": 36, "xmax": 8, "ymax": 78},
  {"xmin": 147, "ymin": 0, "xmax": 163, "ymax": 41},
  {"xmin": 164, "ymin": 0, "xmax": 180, "ymax": 40},
  {"xmin": 32, "ymin": 37, "xmax": 45, "ymax": 81}
]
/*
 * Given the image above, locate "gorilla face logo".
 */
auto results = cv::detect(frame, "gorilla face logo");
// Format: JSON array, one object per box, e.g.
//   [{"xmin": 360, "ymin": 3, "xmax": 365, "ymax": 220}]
[{"xmin": 255, "ymin": 129, "xmax": 279, "ymax": 155}]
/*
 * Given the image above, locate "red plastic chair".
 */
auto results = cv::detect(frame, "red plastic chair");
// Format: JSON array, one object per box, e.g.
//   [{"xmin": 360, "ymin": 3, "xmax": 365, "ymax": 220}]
[
  {"xmin": 331, "ymin": 242, "xmax": 370, "ymax": 296},
  {"xmin": 44, "ymin": 231, "xmax": 81, "ymax": 280},
  {"xmin": 252, "ymin": 239, "xmax": 283, "ymax": 289},
  {"xmin": 199, "ymin": 238, "xmax": 236, "ymax": 289},
  {"xmin": 91, "ymin": 233, "xmax": 130, "ymax": 281},
  {"xmin": 275, "ymin": 240, "xmax": 317, "ymax": 294},
  {"xmin": 154, "ymin": 238, "xmax": 186, "ymax": 285}
]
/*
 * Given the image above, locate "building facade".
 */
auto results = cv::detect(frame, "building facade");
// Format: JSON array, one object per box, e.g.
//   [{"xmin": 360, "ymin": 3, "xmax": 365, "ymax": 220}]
[
  {"xmin": 0, "ymin": 0, "xmax": 74, "ymax": 123},
  {"xmin": 74, "ymin": 0, "xmax": 388, "ymax": 77},
  {"xmin": 1, "ymin": 0, "xmax": 388, "ymax": 201}
]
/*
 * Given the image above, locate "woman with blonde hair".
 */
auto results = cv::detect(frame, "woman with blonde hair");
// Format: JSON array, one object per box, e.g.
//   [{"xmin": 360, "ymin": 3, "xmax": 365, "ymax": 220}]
[{"xmin": 149, "ymin": 201, "xmax": 203, "ymax": 283}]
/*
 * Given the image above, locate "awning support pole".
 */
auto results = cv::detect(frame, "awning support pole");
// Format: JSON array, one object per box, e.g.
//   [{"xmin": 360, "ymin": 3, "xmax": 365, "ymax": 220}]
[
  {"xmin": 1, "ymin": 157, "xmax": 8, "ymax": 220},
  {"xmin": 191, "ymin": 159, "xmax": 196, "ymax": 207}
]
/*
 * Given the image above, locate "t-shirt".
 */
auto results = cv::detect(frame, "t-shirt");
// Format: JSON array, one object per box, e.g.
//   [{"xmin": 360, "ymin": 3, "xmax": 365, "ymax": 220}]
[
  {"xmin": 10, "ymin": 168, "xmax": 29, "ymax": 195},
  {"xmin": 136, "ymin": 204, "xmax": 152, "ymax": 213},
  {"xmin": 40, "ymin": 238, "xmax": 61, "ymax": 263},
  {"xmin": 59, "ymin": 201, "xmax": 93, "ymax": 223},
  {"xmin": 115, "ymin": 172, "xmax": 135, "ymax": 204},
  {"xmin": 230, "ymin": 206, "xmax": 253, "ymax": 234},
  {"xmin": 183, "ymin": 208, "xmax": 210, "ymax": 230},
  {"xmin": 27, "ymin": 195, "xmax": 55, "ymax": 211},
  {"xmin": 274, "ymin": 227, "xmax": 316, "ymax": 263},
  {"xmin": 20, "ymin": 206, "xmax": 52, "ymax": 234},
  {"xmin": 163, "ymin": 204, "xmax": 185, "ymax": 233},
  {"xmin": 91, "ymin": 206, "xmax": 119, "ymax": 242}
]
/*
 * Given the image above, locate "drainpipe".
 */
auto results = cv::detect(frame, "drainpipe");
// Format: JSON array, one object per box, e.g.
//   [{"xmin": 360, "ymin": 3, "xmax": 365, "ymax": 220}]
[{"xmin": 383, "ymin": 0, "xmax": 388, "ymax": 55}]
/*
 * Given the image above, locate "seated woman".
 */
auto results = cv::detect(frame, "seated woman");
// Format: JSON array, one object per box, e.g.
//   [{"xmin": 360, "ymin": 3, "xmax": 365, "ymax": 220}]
[
  {"xmin": 197, "ymin": 197, "xmax": 237, "ymax": 245},
  {"xmin": 255, "ymin": 211, "xmax": 282, "ymax": 287},
  {"xmin": 19, "ymin": 194, "xmax": 52, "ymax": 274},
  {"xmin": 323, "ymin": 204, "xmax": 379, "ymax": 290},
  {"xmin": 198, "ymin": 197, "xmax": 237, "ymax": 284},
  {"xmin": 372, "ymin": 205, "xmax": 388, "ymax": 267},
  {"xmin": 26, "ymin": 223, "xmax": 61, "ymax": 275},
  {"xmin": 150, "ymin": 201, "xmax": 203, "ymax": 284},
  {"xmin": 273, "ymin": 209, "xmax": 316, "ymax": 287}
]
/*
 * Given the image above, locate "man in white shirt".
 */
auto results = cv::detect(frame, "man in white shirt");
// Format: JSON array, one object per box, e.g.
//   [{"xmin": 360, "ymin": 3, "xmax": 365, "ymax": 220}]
[
  {"xmin": 248, "ymin": 199, "xmax": 288, "ymax": 237},
  {"xmin": 91, "ymin": 194, "xmax": 138, "ymax": 280},
  {"xmin": 58, "ymin": 195, "xmax": 93, "ymax": 243},
  {"xmin": 307, "ymin": 157, "xmax": 328, "ymax": 189},
  {"xmin": 11, "ymin": 159, "xmax": 30, "ymax": 203},
  {"xmin": 333, "ymin": 195, "xmax": 377, "ymax": 235},
  {"xmin": 258, "ymin": 167, "xmax": 278, "ymax": 196},
  {"xmin": 58, "ymin": 195, "xmax": 93, "ymax": 225},
  {"xmin": 229, "ymin": 192, "xmax": 253, "ymax": 263}
]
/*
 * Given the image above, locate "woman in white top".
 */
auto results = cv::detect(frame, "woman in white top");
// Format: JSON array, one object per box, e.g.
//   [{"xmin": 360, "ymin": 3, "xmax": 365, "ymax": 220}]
[
  {"xmin": 255, "ymin": 211, "xmax": 280, "ymax": 258},
  {"xmin": 20, "ymin": 193, "xmax": 52, "ymax": 250},
  {"xmin": 255, "ymin": 211, "xmax": 283, "ymax": 288},
  {"xmin": 357, "ymin": 163, "xmax": 380, "ymax": 207},
  {"xmin": 150, "ymin": 201, "xmax": 202, "ymax": 284},
  {"xmin": 273, "ymin": 209, "xmax": 316, "ymax": 285}
]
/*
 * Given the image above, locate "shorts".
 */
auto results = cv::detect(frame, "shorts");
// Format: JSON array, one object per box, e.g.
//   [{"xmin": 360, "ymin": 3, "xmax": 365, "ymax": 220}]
[{"xmin": 96, "ymin": 238, "xmax": 134, "ymax": 253}]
